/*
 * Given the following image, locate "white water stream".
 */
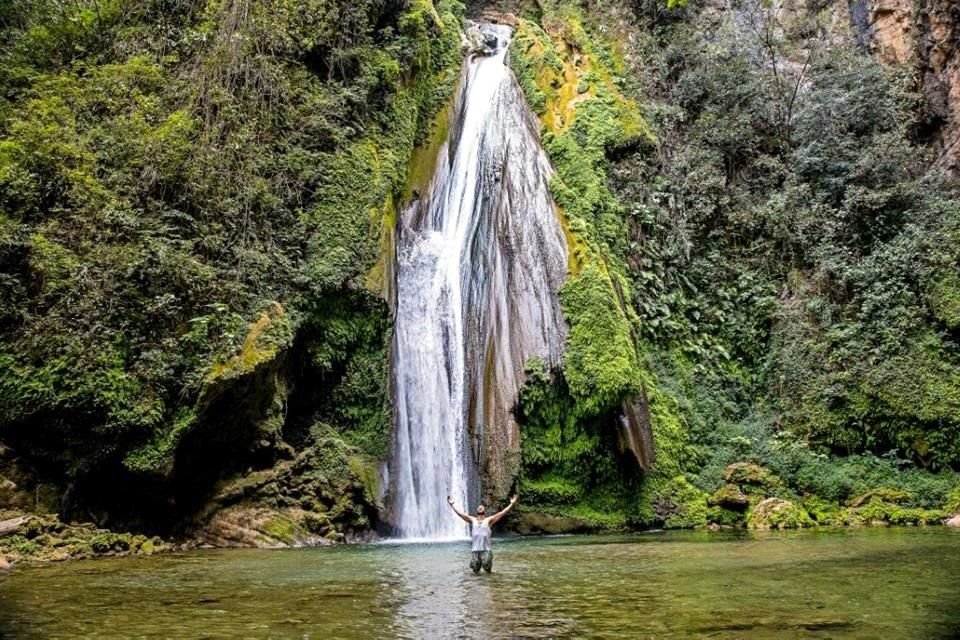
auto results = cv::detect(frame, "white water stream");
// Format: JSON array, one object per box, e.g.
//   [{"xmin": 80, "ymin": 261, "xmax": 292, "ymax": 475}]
[{"xmin": 388, "ymin": 24, "xmax": 568, "ymax": 539}]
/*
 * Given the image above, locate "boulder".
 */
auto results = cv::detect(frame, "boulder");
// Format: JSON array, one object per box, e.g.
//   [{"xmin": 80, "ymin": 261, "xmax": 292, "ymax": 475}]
[
  {"xmin": 722, "ymin": 463, "xmax": 779, "ymax": 489},
  {"xmin": 0, "ymin": 515, "xmax": 28, "ymax": 537},
  {"xmin": 513, "ymin": 512, "xmax": 589, "ymax": 535},
  {"xmin": 196, "ymin": 505, "xmax": 329, "ymax": 548},
  {"xmin": 709, "ymin": 484, "xmax": 750, "ymax": 511},
  {"xmin": 747, "ymin": 498, "xmax": 814, "ymax": 530},
  {"xmin": 946, "ymin": 514, "xmax": 960, "ymax": 528}
]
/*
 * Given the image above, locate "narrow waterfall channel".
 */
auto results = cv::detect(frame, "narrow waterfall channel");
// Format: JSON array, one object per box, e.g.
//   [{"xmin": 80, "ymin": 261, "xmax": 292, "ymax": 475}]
[{"xmin": 388, "ymin": 23, "xmax": 569, "ymax": 539}]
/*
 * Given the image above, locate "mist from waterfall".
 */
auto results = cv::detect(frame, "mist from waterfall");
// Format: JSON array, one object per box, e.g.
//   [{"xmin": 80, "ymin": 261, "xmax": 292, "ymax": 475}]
[{"xmin": 388, "ymin": 23, "xmax": 568, "ymax": 540}]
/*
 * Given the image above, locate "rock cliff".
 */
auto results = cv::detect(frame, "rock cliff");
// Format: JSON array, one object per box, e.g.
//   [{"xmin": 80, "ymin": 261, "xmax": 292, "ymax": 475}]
[{"xmin": 866, "ymin": 0, "xmax": 960, "ymax": 175}]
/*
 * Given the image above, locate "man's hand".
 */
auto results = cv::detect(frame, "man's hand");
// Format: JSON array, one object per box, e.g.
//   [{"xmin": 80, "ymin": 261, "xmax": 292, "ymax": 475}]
[
  {"xmin": 489, "ymin": 493, "xmax": 518, "ymax": 525},
  {"xmin": 448, "ymin": 497, "xmax": 472, "ymax": 523}
]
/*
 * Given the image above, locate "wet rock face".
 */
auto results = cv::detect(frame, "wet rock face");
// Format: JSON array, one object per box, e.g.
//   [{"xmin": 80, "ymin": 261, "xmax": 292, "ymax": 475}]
[
  {"xmin": 194, "ymin": 431, "xmax": 380, "ymax": 547},
  {"xmin": 917, "ymin": 0, "xmax": 960, "ymax": 175},
  {"xmin": 388, "ymin": 22, "xmax": 568, "ymax": 537},
  {"xmin": 463, "ymin": 23, "xmax": 503, "ymax": 55}
]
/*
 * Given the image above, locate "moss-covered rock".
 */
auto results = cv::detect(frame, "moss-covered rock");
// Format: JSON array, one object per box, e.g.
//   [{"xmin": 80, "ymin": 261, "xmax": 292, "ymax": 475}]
[
  {"xmin": 837, "ymin": 497, "xmax": 945, "ymax": 526},
  {"xmin": 198, "ymin": 505, "xmax": 324, "ymax": 548},
  {"xmin": 747, "ymin": 498, "xmax": 814, "ymax": 530},
  {"xmin": 848, "ymin": 488, "xmax": 912, "ymax": 508},
  {"xmin": 709, "ymin": 484, "xmax": 750, "ymax": 511},
  {"xmin": 195, "ymin": 423, "xmax": 379, "ymax": 546},
  {"xmin": 513, "ymin": 511, "xmax": 591, "ymax": 535},
  {"xmin": 802, "ymin": 495, "xmax": 843, "ymax": 524},
  {"xmin": 723, "ymin": 463, "xmax": 780, "ymax": 489},
  {"xmin": 0, "ymin": 510, "xmax": 173, "ymax": 562}
]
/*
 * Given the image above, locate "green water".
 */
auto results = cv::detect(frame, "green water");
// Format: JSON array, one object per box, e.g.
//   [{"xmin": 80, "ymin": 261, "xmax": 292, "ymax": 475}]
[{"xmin": 1, "ymin": 528, "xmax": 959, "ymax": 639}]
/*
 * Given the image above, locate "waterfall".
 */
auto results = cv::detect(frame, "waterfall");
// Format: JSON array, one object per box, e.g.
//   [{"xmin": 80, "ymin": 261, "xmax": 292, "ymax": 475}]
[{"xmin": 388, "ymin": 23, "xmax": 568, "ymax": 539}]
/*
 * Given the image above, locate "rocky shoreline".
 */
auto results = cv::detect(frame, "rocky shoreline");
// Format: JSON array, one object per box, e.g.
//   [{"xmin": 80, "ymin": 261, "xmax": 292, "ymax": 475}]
[{"xmin": 4, "ymin": 506, "xmax": 958, "ymax": 570}]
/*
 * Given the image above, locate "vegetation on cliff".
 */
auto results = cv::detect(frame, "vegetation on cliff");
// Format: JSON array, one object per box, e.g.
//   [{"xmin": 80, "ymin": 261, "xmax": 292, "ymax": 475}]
[
  {"xmin": 0, "ymin": 0, "xmax": 465, "ymax": 540},
  {"xmin": 509, "ymin": 0, "xmax": 960, "ymax": 531}
]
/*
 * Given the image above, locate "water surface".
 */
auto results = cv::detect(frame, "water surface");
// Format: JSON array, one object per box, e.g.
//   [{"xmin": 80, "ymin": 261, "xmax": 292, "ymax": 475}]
[{"xmin": 2, "ymin": 528, "xmax": 959, "ymax": 639}]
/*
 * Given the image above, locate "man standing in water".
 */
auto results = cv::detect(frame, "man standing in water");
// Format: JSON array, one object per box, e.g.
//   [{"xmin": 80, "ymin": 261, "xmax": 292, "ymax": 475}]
[{"xmin": 447, "ymin": 494, "xmax": 518, "ymax": 573}]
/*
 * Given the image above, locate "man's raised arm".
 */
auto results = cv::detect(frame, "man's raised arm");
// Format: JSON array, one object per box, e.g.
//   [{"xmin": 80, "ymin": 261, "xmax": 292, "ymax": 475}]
[
  {"xmin": 447, "ymin": 496, "xmax": 473, "ymax": 523},
  {"xmin": 488, "ymin": 494, "xmax": 518, "ymax": 526}
]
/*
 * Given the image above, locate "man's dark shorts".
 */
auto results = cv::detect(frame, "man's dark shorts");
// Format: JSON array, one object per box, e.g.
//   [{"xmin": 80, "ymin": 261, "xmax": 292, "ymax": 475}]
[{"xmin": 470, "ymin": 550, "xmax": 493, "ymax": 573}]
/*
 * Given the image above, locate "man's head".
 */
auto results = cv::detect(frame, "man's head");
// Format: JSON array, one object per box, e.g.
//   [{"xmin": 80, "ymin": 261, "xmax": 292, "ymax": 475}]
[{"xmin": 476, "ymin": 505, "xmax": 486, "ymax": 516}]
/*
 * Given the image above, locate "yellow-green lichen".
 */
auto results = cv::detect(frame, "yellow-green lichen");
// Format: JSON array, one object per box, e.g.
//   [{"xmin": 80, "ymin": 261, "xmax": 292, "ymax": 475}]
[{"xmin": 208, "ymin": 302, "xmax": 291, "ymax": 382}]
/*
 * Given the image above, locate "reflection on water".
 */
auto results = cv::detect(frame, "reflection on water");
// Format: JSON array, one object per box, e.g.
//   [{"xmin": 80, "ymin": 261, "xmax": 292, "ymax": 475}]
[{"xmin": 1, "ymin": 528, "xmax": 959, "ymax": 639}]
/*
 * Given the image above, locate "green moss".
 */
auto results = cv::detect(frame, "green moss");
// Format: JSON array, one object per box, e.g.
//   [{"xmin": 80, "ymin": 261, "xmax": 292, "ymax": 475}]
[
  {"xmin": 302, "ymin": 292, "xmax": 392, "ymax": 459},
  {"xmin": 308, "ymin": 1, "xmax": 464, "ymax": 293},
  {"xmin": 560, "ymin": 265, "xmax": 640, "ymax": 416},
  {"xmin": 347, "ymin": 455, "xmax": 380, "ymax": 506},
  {"xmin": 946, "ymin": 487, "xmax": 960, "ymax": 513},
  {"xmin": 656, "ymin": 475, "xmax": 709, "ymax": 529},
  {"xmin": 848, "ymin": 488, "xmax": 912, "ymax": 508},
  {"xmin": 747, "ymin": 498, "xmax": 813, "ymax": 530},
  {"xmin": 515, "ymin": 361, "xmax": 647, "ymax": 529},
  {"xmin": 927, "ymin": 270, "xmax": 960, "ymax": 329},
  {"xmin": 562, "ymin": 503, "xmax": 630, "ymax": 530},
  {"xmin": 89, "ymin": 532, "xmax": 132, "ymax": 553},
  {"xmin": 122, "ymin": 407, "xmax": 197, "ymax": 475},
  {"xmin": 510, "ymin": 15, "xmax": 652, "ymax": 258},
  {"xmin": 840, "ymin": 497, "xmax": 945, "ymax": 526},
  {"xmin": 709, "ymin": 484, "xmax": 749, "ymax": 510},
  {"xmin": 524, "ymin": 475, "xmax": 583, "ymax": 504},
  {"xmin": 802, "ymin": 495, "xmax": 843, "ymax": 524},
  {"xmin": 208, "ymin": 303, "xmax": 292, "ymax": 382},
  {"xmin": 723, "ymin": 462, "xmax": 778, "ymax": 487},
  {"xmin": 261, "ymin": 513, "xmax": 301, "ymax": 544},
  {"xmin": 707, "ymin": 505, "xmax": 746, "ymax": 527}
]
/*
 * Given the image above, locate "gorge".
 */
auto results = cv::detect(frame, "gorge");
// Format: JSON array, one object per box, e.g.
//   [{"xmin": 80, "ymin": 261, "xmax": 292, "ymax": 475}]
[{"xmin": 0, "ymin": 0, "xmax": 959, "ymax": 561}]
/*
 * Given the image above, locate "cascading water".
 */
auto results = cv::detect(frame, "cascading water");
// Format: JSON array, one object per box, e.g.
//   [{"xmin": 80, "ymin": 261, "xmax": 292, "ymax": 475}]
[{"xmin": 388, "ymin": 23, "xmax": 568, "ymax": 539}]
